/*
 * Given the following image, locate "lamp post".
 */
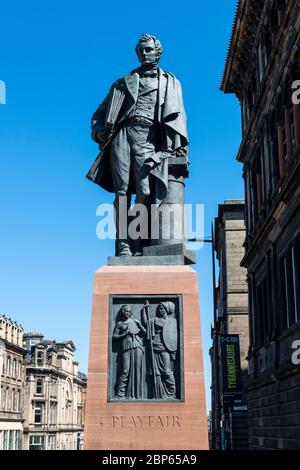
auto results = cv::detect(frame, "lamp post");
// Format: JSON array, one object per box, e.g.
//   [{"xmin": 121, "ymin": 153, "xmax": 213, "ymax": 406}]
[{"xmin": 188, "ymin": 222, "xmax": 221, "ymax": 450}]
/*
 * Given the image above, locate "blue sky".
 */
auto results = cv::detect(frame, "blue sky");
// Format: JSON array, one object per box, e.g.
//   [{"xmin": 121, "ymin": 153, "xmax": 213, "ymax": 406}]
[{"xmin": 0, "ymin": 0, "xmax": 241, "ymax": 413}]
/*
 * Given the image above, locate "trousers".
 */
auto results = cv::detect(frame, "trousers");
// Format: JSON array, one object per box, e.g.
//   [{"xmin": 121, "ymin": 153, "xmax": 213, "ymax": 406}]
[{"xmin": 110, "ymin": 122, "xmax": 159, "ymax": 201}]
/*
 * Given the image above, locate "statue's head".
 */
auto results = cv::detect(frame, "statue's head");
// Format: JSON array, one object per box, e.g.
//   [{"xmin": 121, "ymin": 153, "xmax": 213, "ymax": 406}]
[
  {"xmin": 135, "ymin": 34, "xmax": 163, "ymax": 66},
  {"xmin": 156, "ymin": 301, "xmax": 175, "ymax": 318},
  {"xmin": 120, "ymin": 304, "xmax": 132, "ymax": 319}
]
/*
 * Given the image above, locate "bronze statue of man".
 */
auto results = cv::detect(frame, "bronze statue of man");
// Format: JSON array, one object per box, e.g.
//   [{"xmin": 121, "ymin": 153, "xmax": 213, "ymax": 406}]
[{"xmin": 87, "ymin": 34, "xmax": 188, "ymax": 256}]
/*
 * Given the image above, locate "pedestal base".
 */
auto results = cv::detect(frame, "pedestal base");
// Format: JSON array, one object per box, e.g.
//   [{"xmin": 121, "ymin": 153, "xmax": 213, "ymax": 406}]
[{"xmin": 84, "ymin": 265, "xmax": 208, "ymax": 450}]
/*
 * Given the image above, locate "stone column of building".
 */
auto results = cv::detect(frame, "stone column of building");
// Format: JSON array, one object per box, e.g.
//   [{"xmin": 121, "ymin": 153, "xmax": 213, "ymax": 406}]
[
  {"xmin": 0, "ymin": 315, "xmax": 26, "ymax": 450},
  {"xmin": 210, "ymin": 201, "xmax": 249, "ymax": 450},
  {"xmin": 221, "ymin": 0, "xmax": 300, "ymax": 450}
]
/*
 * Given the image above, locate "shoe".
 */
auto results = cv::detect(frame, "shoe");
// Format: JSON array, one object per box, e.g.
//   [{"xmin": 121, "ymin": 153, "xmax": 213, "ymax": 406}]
[{"xmin": 119, "ymin": 242, "xmax": 132, "ymax": 257}]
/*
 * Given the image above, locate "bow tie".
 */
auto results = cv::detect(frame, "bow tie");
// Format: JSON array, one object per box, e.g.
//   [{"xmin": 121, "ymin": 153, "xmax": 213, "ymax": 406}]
[{"xmin": 139, "ymin": 69, "xmax": 158, "ymax": 78}]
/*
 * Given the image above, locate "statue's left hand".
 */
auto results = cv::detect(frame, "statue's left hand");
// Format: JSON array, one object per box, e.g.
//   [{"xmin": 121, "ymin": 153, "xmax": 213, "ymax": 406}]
[
  {"xmin": 97, "ymin": 128, "xmax": 113, "ymax": 145},
  {"xmin": 176, "ymin": 147, "xmax": 187, "ymax": 157}
]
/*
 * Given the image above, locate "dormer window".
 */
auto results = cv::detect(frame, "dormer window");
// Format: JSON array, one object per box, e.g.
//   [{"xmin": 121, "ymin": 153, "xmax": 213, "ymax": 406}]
[{"xmin": 37, "ymin": 351, "xmax": 44, "ymax": 366}]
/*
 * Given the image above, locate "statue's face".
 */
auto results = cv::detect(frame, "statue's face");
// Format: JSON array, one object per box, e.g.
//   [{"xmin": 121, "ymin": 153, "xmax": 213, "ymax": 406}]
[
  {"xmin": 137, "ymin": 40, "xmax": 157, "ymax": 66},
  {"xmin": 157, "ymin": 304, "xmax": 167, "ymax": 317},
  {"xmin": 122, "ymin": 306, "xmax": 131, "ymax": 319}
]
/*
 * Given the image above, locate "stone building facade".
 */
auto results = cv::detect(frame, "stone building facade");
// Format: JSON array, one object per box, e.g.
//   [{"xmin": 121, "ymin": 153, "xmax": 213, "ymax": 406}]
[
  {"xmin": 0, "ymin": 315, "xmax": 26, "ymax": 450},
  {"xmin": 210, "ymin": 201, "xmax": 249, "ymax": 450},
  {"xmin": 222, "ymin": 0, "xmax": 300, "ymax": 449},
  {"xmin": 22, "ymin": 333, "xmax": 87, "ymax": 450}
]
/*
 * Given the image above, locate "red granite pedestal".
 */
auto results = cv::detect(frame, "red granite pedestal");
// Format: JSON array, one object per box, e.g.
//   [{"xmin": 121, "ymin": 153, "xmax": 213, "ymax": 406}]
[{"xmin": 84, "ymin": 265, "xmax": 208, "ymax": 450}]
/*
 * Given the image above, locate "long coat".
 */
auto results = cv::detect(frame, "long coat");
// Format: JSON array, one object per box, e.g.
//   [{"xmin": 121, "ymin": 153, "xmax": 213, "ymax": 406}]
[{"xmin": 86, "ymin": 67, "xmax": 188, "ymax": 199}]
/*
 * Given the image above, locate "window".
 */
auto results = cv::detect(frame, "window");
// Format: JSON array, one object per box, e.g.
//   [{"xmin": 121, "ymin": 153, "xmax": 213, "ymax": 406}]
[
  {"xmin": 49, "ymin": 402, "xmax": 57, "ymax": 425},
  {"xmin": 49, "ymin": 381, "xmax": 57, "ymax": 399},
  {"xmin": 12, "ymin": 388, "xmax": 19, "ymax": 412},
  {"xmin": 36, "ymin": 378, "xmax": 43, "ymax": 395},
  {"xmin": 29, "ymin": 435, "xmax": 44, "ymax": 451},
  {"xmin": 2, "ymin": 353, "xmax": 5, "ymax": 375},
  {"xmin": 277, "ymin": 92, "xmax": 297, "ymax": 173},
  {"xmin": 37, "ymin": 351, "xmax": 44, "ymax": 366},
  {"xmin": 77, "ymin": 432, "xmax": 82, "ymax": 450},
  {"xmin": 256, "ymin": 279, "xmax": 268, "ymax": 348},
  {"xmin": 269, "ymin": 112, "xmax": 280, "ymax": 190},
  {"xmin": 248, "ymin": 159, "xmax": 262, "ymax": 229},
  {"xmin": 48, "ymin": 434, "xmax": 56, "ymax": 450},
  {"xmin": 77, "ymin": 407, "xmax": 83, "ymax": 427},
  {"xmin": 12, "ymin": 359, "xmax": 16, "ymax": 378},
  {"xmin": 34, "ymin": 403, "xmax": 43, "ymax": 424},
  {"xmin": 280, "ymin": 237, "xmax": 300, "ymax": 330},
  {"xmin": 6, "ymin": 356, "xmax": 11, "ymax": 377},
  {"xmin": 242, "ymin": 98, "xmax": 249, "ymax": 133},
  {"xmin": 0, "ymin": 386, "xmax": 5, "ymax": 410},
  {"xmin": 7, "ymin": 388, "xmax": 12, "ymax": 411},
  {"xmin": 3, "ymin": 430, "xmax": 8, "ymax": 450},
  {"xmin": 15, "ymin": 431, "xmax": 21, "ymax": 450},
  {"xmin": 8, "ymin": 430, "xmax": 14, "ymax": 450},
  {"xmin": 16, "ymin": 389, "xmax": 20, "ymax": 412},
  {"xmin": 12, "ymin": 389, "xmax": 15, "ymax": 411},
  {"xmin": 256, "ymin": 154, "xmax": 263, "ymax": 212}
]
